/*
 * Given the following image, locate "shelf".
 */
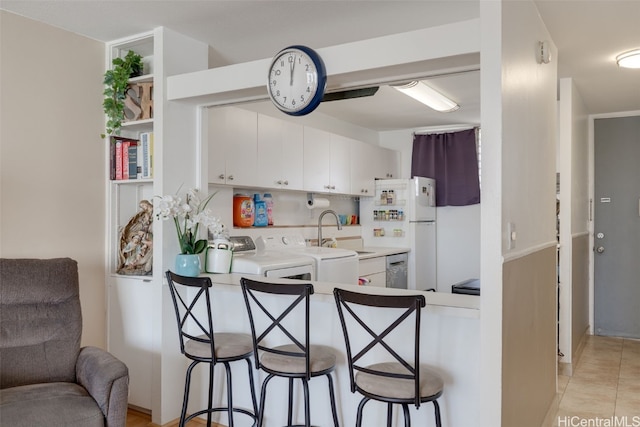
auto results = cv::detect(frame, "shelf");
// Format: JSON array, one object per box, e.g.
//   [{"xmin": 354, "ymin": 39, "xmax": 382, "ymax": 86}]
[
  {"xmin": 109, "ymin": 273, "xmax": 153, "ymax": 281},
  {"xmin": 110, "ymin": 178, "xmax": 153, "ymax": 185},
  {"xmin": 376, "ymin": 182, "xmax": 407, "ymax": 190},
  {"xmin": 129, "ymin": 73, "xmax": 153, "ymax": 84},
  {"xmin": 375, "ymin": 199, "xmax": 406, "ymax": 206},
  {"xmin": 121, "ymin": 118, "xmax": 153, "ymax": 132},
  {"xmin": 372, "ymin": 227, "xmax": 405, "ymax": 237}
]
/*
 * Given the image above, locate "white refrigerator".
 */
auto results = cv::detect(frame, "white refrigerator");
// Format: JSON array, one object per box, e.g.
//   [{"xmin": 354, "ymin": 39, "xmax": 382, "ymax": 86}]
[{"xmin": 361, "ymin": 177, "xmax": 436, "ymax": 291}]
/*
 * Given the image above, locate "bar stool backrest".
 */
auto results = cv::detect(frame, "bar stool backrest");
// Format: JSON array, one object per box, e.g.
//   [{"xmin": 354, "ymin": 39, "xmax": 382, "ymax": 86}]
[
  {"xmin": 240, "ymin": 278, "xmax": 314, "ymax": 380},
  {"xmin": 333, "ymin": 288, "xmax": 426, "ymax": 408},
  {"xmin": 166, "ymin": 271, "xmax": 216, "ymax": 362}
]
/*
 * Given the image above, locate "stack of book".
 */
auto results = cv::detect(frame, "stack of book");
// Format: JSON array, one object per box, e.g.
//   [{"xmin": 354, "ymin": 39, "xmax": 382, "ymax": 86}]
[{"xmin": 110, "ymin": 132, "xmax": 153, "ymax": 180}]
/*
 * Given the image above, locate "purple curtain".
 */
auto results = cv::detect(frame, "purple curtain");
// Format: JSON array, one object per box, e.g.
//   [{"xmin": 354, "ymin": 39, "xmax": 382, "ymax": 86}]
[{"xmin": 411, "ymin": 128, "xmax": 480, "ymax": 206}]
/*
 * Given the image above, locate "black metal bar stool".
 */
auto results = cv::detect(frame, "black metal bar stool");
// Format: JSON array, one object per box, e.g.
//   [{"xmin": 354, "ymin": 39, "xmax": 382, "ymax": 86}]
[
  {"xmin": 333, "ymin": 288, "xmax": 444, "ymax": 427},
  {"xmin": 240, "ymin": 277, "xmax": 340, "ymax": 427},
  {"xmin": 166, "ymin": 271, "xmax": 258, "ymax": 427}
]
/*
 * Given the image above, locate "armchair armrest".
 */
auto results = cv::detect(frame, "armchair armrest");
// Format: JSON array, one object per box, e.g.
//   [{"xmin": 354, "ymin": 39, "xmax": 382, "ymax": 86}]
[{"xmin": 76, "ymin": 346, "xmax": 129, "ymax": 427}]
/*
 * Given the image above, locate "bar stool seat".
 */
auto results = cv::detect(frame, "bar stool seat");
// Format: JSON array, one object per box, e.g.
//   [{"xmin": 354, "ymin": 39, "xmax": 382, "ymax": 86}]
[
  {"xmin": 261, "ymin": 344, "xmax": 336, "ymax": 374},
  {"xmin": 355, "ymin": 362, "xmax": 444, "ymax": 400},
  {"xmin": 185, "ymin": 333, "xmax": 254, "ymax": 360}
]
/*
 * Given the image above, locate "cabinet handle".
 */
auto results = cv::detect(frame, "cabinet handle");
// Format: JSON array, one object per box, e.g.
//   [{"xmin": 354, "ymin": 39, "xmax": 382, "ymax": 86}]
[
  {"xmin": 283, "ymin": 180, "xmax": 288, "ymax": 186},
  {"xmin": 228, "ymin": 175, "xmax": 234, "ymax": 180},
  {"xmin": 218, "ymin": 174, "xmax": 225, "ymax": 180},
  {"xmin": 331, "ymin": 185, "xmax": 336, "ymax": 190},
  {"xmin": 276, "ymin": 180, "xmax": 282, "ymax": 185},
  {"xmin": 324, "ymin": 185, "xmax": 330, "ymax": 189}
]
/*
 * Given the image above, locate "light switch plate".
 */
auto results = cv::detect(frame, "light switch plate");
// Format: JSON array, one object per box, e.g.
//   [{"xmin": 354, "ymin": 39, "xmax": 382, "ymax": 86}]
[{"xmin": 507, "ymin": 222, "xmax": 516, "ymax": 250}]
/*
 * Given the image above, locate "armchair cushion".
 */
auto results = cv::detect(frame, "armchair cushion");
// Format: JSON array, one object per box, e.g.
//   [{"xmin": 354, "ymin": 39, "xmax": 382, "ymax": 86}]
[{"xmin": 0, "ymin": 382, "xmax": 104, "ymax": 427}]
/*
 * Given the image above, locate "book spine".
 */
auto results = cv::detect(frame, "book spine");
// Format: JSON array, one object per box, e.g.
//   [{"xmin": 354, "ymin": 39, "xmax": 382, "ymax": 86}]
[
  {"xmin": 115, "ymin": 140, "xmax": 123, "ymax": 180},
  {"xmin": 140, "ymin": 132, "xmax": 154, "ymax": 179},
  {"xmin": 109, "ymin": 137, "xmax": 116, "ymax": 180},
  {"xmin": 136, "ymin": 142, "xmax": 143, "ymax": 179},
  {"xmin": 141, "ymin": 133, "xmax": 150, "ymax": 178},
  {"xmin": 128, "ymin": 141, "xmax": 138, "ymax": 180},
  {"xmin": 148, "ymin": 132, "xmax": 154, "ymax": 178},
  {"xmin": 122, "ymin": 140, "xmax": 130, "ymax": 180}
]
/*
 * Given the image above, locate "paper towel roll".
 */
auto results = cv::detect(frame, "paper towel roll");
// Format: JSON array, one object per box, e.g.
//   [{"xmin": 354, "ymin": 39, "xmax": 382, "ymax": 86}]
[{"xmin": 307, "ymin": 197, "xmax": 330, "ymax": 209}]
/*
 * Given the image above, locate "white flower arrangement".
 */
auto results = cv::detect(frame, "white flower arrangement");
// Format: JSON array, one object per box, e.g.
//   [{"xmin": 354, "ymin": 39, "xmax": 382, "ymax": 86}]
[{"xmin": 155, "ymin": 188, "xmax": 225, "ymax": 254}]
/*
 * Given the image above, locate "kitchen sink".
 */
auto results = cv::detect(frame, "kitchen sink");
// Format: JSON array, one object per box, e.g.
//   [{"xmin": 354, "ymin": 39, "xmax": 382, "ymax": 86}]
[{"xmin": 355, "ymin": 250, "xmax": 375, "ymax": 255}]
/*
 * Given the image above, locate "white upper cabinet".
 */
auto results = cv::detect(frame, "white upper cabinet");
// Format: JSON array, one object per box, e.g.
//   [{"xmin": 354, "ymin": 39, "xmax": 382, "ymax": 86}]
[
  {"xmin": 350, "ymin": 140, "xmax": 378, "ymax": 196},
  {"xmin": 208, "ymin": 107, "xmax": 258, "ymax": 186},
  {"xmin": 376, "ymin": 147, "xmax": 399, "ymax": 180},
  {"xmin": 257, "ymin": 114, "xmax": 304, "ymax": 190},
  {"xmin": 303, "ymin": 127, "xmax": 351, "ymax": 194},
  {"xmin": 351, "ymin": 141, "xmax": 400, "ymax": 196}
]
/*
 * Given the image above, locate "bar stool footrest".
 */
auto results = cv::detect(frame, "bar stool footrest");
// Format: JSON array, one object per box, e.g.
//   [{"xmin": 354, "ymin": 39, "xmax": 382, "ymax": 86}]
[{"xmin": 185, "ymin": 407, "xmax": 258, "ymax": 427}]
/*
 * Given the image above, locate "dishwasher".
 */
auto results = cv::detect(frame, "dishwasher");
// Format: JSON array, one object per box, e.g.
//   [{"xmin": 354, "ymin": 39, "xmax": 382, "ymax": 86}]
[{"xmin": 386, "ymin": 253, "xmax": 408, "ymax": 289}]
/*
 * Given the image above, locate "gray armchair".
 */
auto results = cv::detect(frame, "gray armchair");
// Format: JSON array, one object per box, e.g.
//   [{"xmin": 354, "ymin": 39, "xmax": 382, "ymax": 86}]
[{"xmin": 0, "ymin": 258, "xmax": 129, "ymax": 427}]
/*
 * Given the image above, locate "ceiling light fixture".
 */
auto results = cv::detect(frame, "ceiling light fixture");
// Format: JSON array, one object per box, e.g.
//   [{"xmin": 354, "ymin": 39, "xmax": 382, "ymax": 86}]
[
  {"xmin": 392, "ymin": 81, "xmax": 459, "ymax": 112},
  {"xmin": 616, "ymin": 49, "xmax": 640, "ymax": 69}
]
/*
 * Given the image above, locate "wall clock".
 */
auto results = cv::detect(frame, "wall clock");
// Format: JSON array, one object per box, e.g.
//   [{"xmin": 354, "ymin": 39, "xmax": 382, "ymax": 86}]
[{"xmin": 267, "ymin": 45, "xmax": 327, "ymax": 116}]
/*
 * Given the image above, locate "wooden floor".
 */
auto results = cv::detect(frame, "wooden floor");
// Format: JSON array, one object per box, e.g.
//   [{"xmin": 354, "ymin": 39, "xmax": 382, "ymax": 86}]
[{"xmin": 126, "ymin": 408, "xmax": 224, "ymax": 427}]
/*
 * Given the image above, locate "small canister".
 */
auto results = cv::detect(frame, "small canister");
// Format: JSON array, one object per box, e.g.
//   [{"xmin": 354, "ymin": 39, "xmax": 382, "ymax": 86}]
[{"xmin": 205, "ymin": 239, "xmax": 233, "ymax": 273}]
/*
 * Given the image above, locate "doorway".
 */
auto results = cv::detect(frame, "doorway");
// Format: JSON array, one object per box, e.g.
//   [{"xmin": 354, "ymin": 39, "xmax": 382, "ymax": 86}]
[{"xmin": 593, "ymin": 115, "xmax": 640, "ymax": 338}]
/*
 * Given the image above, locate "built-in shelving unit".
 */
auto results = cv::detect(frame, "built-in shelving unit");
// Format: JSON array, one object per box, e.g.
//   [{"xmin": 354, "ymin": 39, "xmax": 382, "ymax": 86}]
[{"xmin": 105, "ymin": 28, "xmax": 209, "ymax": 423}]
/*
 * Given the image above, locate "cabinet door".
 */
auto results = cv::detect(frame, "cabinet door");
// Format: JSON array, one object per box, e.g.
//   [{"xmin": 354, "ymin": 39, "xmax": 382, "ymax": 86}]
[
  {"xmin": 350, "ymin": 140, "xmax": 377, "ymax": 196},
  {"xmin": 329, "ymin": 134, "xmax": 351, "ymax": 194},
  {"xmin": 257, "ymin": 115, "xmax": 304, "ymax": 190},
  {"xmin": 280, "ymin": 121, "xmax": 304, "ymax": 190},
  {"xmin": 208, "ymin": 107, "xmax": 228, "ymax": 184},
  {"xmin": 379, "ymin": 147, "xmax": 399, "ymax": 179},
  {"xmin": 223, "ymin": 107, "xmax": 258, "ymax": 186},
  {"xmin": 303, "ymin": 127, "xmax": 332, "ymax": 192},
  {"xmin": 108, "ymin": 277, "xmax": 154, "ymax": 409},
  {"xmin": 363, "ymin": 271, "xmax": 387, "ymax": 287},
  {"xmin": 208, "ymin": 107, "xmax": 258, "ymax": 185}
]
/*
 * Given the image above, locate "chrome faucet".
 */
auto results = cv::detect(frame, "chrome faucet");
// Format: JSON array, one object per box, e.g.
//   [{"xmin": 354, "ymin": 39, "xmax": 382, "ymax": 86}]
[{"xmin": 318, "ymin": 209, "xmax": 342, "ymax": 247}]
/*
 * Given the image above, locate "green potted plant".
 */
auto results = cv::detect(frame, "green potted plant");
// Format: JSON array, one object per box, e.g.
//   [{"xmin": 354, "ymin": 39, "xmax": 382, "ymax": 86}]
[{"xmin": 102, "ymin": 50, "xmax": 143, "ymax": 138}]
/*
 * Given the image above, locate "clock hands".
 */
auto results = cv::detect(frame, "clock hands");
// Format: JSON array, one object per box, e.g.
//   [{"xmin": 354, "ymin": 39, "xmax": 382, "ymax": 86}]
[{"xmin": 289, "ymin": 54, "xmax": 296, "ymax": 86}]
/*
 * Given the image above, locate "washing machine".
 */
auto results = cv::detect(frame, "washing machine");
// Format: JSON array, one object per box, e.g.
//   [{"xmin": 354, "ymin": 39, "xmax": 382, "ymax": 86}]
[
  {"xmin": 259, "ymin": 234, "xmax": 359, "ymax": 285},
  {"xmin": 228, "ymin": 236, "xmax": 315, "ymax": 280}
]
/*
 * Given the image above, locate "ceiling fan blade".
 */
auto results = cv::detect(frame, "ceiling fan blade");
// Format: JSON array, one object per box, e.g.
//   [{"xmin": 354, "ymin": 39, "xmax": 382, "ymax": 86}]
[{"xmin": 322, "ymin": 86, "xmax": 379, "ymax": 102}]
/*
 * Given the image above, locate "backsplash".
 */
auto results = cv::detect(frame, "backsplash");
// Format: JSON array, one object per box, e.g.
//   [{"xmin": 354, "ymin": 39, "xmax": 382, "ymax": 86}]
[{"xmin": 207, "ymin": 184, "xmax": 362, "ymax": 243}]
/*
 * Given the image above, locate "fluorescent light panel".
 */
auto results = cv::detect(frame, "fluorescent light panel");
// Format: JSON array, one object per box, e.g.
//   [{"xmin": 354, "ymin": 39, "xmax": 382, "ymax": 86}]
[
  {"xmin": 392, "ymin": 81, "xmax": 459, "ymax": 112},
  {"xmin": 616, "ymin": 49, "xmax": 640, "ymax": 69}
]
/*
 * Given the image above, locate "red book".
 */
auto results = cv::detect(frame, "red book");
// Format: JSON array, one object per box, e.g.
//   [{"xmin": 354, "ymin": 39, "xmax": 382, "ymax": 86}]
[
  {"xmin": 122, "ymin": 140, "xmax": 130, "ymax": 180},
  {"xmin": 115, "ymin": 140, "xmax": 123, "ymax": 180}
]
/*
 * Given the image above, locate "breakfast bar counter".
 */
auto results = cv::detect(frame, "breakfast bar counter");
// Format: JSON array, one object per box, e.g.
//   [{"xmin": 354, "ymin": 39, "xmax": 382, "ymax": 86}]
[{"xmin": 171, "ymin": 273, "xmax": 480, "ymax": 427}]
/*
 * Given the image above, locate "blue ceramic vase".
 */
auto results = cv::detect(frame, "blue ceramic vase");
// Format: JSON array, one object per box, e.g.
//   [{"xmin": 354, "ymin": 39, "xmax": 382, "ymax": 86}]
[{"xmin": 174, "ymin": 254, "xmax": 201, "ymax": 277}]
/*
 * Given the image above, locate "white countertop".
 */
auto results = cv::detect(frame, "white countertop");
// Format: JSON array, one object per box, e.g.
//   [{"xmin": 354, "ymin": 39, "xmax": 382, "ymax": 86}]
[
  {"xmin": 202, "ymin": 272, "xmax": 480, "ymax": 317},
  {"xmin": 356, "ymin": 246, "xmax": 410, "ymax": 259}
]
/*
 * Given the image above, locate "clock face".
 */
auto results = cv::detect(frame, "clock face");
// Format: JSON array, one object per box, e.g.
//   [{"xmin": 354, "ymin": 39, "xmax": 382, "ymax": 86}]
[{"xmin": 267, "ymin": 46, "xmax": 326, "ymax": 116}]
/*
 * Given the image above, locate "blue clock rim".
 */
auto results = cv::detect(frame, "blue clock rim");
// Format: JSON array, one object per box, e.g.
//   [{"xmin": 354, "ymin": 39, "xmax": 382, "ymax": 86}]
[{"xmin": 268, "ymin": 45, "xmax": 327, "ymax": 116}]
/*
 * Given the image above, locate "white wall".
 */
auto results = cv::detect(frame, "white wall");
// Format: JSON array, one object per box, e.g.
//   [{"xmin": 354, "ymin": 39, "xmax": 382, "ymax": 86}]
[
  {"xmin": 480, "ymin": 1, "xmax": 559, "ymax": 425},
  {"xmin": 558, "ymin": 78, "xmax": 590, "ymax": 369},
  {"xmin": 0, "ymin": 11, "xmax": 107, "ymax": 347}
]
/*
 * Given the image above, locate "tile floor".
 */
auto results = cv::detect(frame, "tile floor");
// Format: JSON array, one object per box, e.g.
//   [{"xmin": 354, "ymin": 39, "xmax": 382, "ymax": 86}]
[{"xmin": 552, "ymin": 335, "xmax": 640, "ymax": 426}]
